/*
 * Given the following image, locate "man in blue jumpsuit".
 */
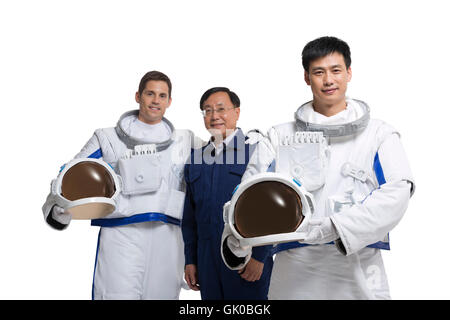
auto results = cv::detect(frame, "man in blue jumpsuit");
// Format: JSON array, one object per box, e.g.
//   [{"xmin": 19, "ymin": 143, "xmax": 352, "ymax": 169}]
[{"xmin": 182, "ymin": 87, "xmax": 273, "ymax": 300}]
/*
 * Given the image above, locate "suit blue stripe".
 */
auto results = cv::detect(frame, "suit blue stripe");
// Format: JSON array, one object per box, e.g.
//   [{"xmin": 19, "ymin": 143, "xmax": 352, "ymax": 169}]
[
  {"xmin": 373, "ymin": 152, "xmax": 386, "ymax": 185},
  {"xmin": 88, "ymin": 148, "xmax": 103, "ymax": 159},
  {"xmin": 91, "ymin": 212, "xmax": 181, "ymax": 227},
  {"xmin": 273, "ymin": 239, "xmax": 390, "ymax": 254}
]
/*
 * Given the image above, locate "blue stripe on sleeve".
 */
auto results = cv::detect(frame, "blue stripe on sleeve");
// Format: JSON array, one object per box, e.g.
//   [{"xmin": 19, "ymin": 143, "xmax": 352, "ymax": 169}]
[
  {"xmin": 373, "ymin": 152, "xmax": 386, "ymax": 185},
  {"xmin": 88, "ymin": 148, "xmax": 103, "ymax": 159}
]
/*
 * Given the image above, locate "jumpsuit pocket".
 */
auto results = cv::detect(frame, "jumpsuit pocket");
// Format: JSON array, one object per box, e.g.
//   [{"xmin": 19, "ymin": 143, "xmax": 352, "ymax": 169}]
[
  {"xmin": 228, "ymin": 164, "xmax": 247, "ymax": 177},
  {"xmin": 185, "ymin": 165, "xmax": 205, "ymax": 206},
  {"xmin": 185, "ymin": 165, "xmax": 201, "ymax": 187},
  {"xmin": 278, "ymin": 142, "xmax": 328, "ymax": 192},
  {"xmin": 118, "ymin": 154, "xmax": 161, "ymax": 195}
]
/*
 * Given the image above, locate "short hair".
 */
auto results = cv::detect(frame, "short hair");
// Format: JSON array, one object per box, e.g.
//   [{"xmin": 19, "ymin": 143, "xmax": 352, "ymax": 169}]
[
  {"xmin": 199, "ymin": 87, "xmax": 240, "ymax": 110},
  {"xmin": 138, "ymin": 71, "xmax": 172, "ymax": 97},
  {"xmin": 302, "ymin": 36, "xmax": 351, "ymax": 72}
]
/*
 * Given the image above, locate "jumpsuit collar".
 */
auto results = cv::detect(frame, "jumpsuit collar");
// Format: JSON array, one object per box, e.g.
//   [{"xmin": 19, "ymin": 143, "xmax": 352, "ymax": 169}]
[
  {"xmin": 204, "ymin": 128, "xmax": 245, "ymax": 158},
  {"xmin": 294, "ymin": 99, "xmax": 370, "ymax": 137},
  {"xmin": 207, "ymin": 128, "xmax": 245, "ymax": 150},
  {"xmin": 114, "ymin": 109, "xmax": 175, "ymax": 150}
]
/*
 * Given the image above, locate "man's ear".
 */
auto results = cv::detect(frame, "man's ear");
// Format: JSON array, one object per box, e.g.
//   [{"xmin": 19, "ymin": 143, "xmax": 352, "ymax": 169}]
[
  {"xmin": 135, "ymin": 91, "xmax": 140, "ymax": 104},
  {"xmin": 235, "ymin": 106, "xmax": 240, "ymax": 119},
  {"xmin": 304, "ymin": 70, "xmax": 311, "ymax": 86}
]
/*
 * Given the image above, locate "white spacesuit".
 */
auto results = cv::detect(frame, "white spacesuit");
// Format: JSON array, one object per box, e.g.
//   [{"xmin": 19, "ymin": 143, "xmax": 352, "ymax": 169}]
[
  {"xmin": 43, "ymin": 110, "xmax": 194, "ymax": 299},
  {"xmin": 223, "ymin": 98, "xmax": 415, "ymax": 299}
]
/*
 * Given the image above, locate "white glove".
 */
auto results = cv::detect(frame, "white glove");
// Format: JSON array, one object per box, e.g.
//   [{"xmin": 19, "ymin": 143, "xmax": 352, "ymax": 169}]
[
  {"xmin": 52, "ymin": 205, "xmax": 72, "ymax": 226},
  {"xmin": 227, "ymin": 235, "xmax": 252, "ymax": 258},
  {"xmin": 302, "ymin": 217, "xmax": 339, "ymax": 245}
]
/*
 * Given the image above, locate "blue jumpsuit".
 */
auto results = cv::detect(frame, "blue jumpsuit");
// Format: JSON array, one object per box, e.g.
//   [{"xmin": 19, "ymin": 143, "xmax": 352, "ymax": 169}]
[{"xmin": 182, "ymin": 129, "xmax": 273, "ymax": 300}]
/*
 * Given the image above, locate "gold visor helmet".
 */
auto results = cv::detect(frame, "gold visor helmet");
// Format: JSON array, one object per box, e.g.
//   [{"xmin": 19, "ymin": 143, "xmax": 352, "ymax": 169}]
[
  {"xmin": 51, "ymin": 158, "xmax": 121, "ymax": 219},
  {"xmin": 223, "ymin": 172, "xmax": 315, "ymax": 247}
]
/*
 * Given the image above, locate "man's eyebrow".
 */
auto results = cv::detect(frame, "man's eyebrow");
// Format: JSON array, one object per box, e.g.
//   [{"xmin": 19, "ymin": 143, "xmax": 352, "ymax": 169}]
[
  {"xmin": 204, "ymin": 102, "xmax": 224, "ymax": 108},
  {"xmin": 311, "ymin": 66, "xmax": 325, "ymax": 72},
  {"xmin": 311, "ymin": 64, "xmax": 344, "ymax": 72},
  {"xmin": 144, "ymin": 90, "xmax": 168, "ymax": 95}
]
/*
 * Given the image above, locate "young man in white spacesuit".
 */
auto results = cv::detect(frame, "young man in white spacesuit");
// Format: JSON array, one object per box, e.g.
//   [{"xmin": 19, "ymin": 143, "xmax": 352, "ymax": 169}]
[
  {"xmin": 42, "ymin": 71, "xmax": 195, "ymax": 299},
  {"xmin": 222, "ymin": 36, "xmax": 415, "ymax": 299}
]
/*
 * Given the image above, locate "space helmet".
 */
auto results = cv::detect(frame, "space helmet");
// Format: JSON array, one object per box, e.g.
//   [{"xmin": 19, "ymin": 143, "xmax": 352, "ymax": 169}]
[
  {"xmin": 223, "ymin": 172, "xmax": 315, "ymax": 247},
  {"xmin": 50, "ymin": 158, "xmax": 121, "ymax": 219}
]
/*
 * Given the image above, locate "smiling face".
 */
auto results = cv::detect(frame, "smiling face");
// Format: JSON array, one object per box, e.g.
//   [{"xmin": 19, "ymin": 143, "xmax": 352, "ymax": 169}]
[
  {"xmin": 202, "ymin": 91, "xmax": 240, "ymax": 139},
  {"xmin": 136, "ymin": 80, "xmax": 172, "ymax": 125},
  {"xmin": 304, "ymin": 52, "xmax": 352, "ymax": 116}
]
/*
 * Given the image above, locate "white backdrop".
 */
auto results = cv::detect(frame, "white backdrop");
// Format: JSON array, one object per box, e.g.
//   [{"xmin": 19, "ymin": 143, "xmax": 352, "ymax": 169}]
[{"xmin": 0, "ymin": 0, "xmax": 448, "ymax": 299}]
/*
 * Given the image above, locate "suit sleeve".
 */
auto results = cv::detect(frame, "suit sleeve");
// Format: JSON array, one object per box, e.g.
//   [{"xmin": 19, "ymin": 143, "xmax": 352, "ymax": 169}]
[
  {"xmin": 242, "ymin": 129, "xmax": 277, "ymax": 181},
  {"xmin": 331, "ymin": 132, "xmax": 415, "ymax": 255},
  {"xmin": 181, "ymin": 163, "xmax": 198, "ymax": 266},
  {"xmin": 251, "ymin": 245, "xmax": 273, "ymax": 263}
]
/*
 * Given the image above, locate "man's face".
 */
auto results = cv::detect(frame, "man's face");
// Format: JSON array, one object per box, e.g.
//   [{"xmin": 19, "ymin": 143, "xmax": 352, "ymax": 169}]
[
  {"xmin": 304, "ymin": 52, "xmax": 352, "ymax": 108},
  {"xmin": 202, "ymin": 91, "xmax": 240, "ymax": 139},
  {"xmin": 136, "ymin": 80, "xmax": 172, "ymax": 125}
]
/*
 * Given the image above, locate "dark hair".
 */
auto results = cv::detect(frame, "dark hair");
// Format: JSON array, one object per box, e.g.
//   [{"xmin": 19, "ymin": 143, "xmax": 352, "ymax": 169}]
[
  {"xmin": 302, "ymin": 36, "xmax": 351, "ymax": 72},
  {"xmin": 199, "ymin": 87, "xmax": 240, "ymax": 110},
  {"xmin": 138, "ymin": 71, "xmax": 172, "ymax": 97}
]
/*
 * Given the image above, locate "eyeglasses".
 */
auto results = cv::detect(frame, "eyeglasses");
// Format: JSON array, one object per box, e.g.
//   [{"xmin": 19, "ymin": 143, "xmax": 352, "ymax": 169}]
[{"xmin": 201, "ymin": 106, "xmax": 235, "ymax": 117}]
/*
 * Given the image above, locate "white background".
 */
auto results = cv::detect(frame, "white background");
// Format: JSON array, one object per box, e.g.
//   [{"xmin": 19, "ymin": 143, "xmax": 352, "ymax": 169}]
[{"xmin": 0, "ymin": 0, "xmax": 448, "ymax": 299}]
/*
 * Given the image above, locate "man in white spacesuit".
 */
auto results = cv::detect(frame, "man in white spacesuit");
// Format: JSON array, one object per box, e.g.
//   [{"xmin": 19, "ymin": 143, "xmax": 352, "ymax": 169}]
[
  {"xmin": 222, "ymin": 36, "xmax": 415, "ymax": 299},
  {"xmin": 42, "ymin": 71, "xmax": 194, "ymax": 299}
]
